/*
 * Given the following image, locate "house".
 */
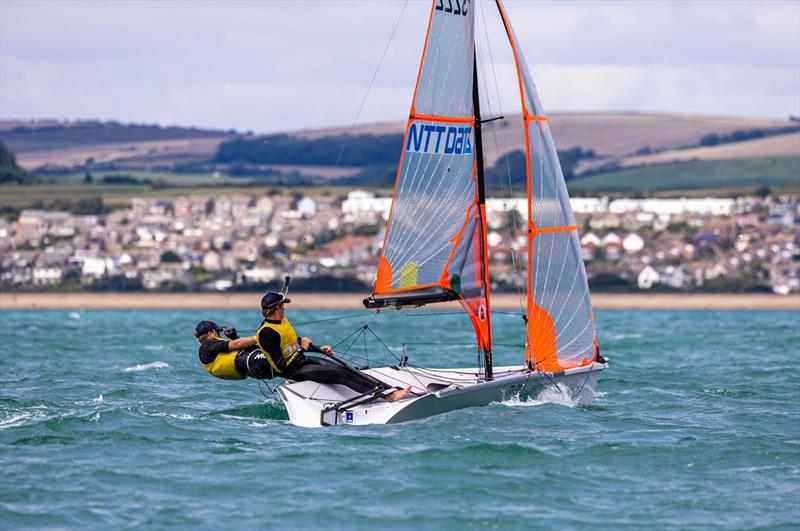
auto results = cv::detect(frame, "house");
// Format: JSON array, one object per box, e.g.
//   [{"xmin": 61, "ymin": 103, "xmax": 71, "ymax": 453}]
[
  {"xmin": 202, "ymin": 251, "xmax": 222, "ymax": 271},
  {"xmin": 32, "ymin": 267, "xmax": 63, "ymax": 286},
  {"xmin": 580, "ymin": 232, "xmax": 601, "ymax": 260},
  {"xmin": 82, "ymin": 257, "xmax": 115, "ymax": 279},
  {"xmin": 770, "ymin": 262, "xmax": 800, "ymax": 295},
  {"xmin": 637, "ymin": 265, "xmax": 659, "ymax": 290},
  {"xmin": 295, "ymin": 196, "xmax": 318, "ymax": 218},
  {"xmin": 240, "ymin": 266, "xmax": 279, "ymax": 284},
  {"xmin": 602, "ymin": 232, "xmax": 623, "ymax": 260},
  {"xmin": 623, "ymin": 233, "xmax": 644, "ymax": 254},
  {"xmin": 659, "ymin": 265, "xmax": 688, "ymax": 289}
]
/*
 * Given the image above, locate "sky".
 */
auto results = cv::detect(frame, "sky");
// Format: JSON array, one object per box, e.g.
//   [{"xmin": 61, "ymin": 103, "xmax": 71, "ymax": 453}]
[{"xmin": 1, "ymin": 0, "xmax": 799, "ymax": 134}]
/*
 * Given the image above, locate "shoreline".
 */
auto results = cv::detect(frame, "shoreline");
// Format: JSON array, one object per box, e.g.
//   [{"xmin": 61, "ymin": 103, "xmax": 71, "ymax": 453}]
[{"xmin": 1, "ymin": 292, "xmax": 797, "ymax": 311}]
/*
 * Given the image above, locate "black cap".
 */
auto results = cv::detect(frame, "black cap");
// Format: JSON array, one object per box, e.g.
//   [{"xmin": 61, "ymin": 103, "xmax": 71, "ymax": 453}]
[
  {"xmin": 261, "ymin": 291, "xmax": 291, "ymax": 312},
  {"xmin": 195, "ymin": 320, "xmax": 221, "ymax": 336}
]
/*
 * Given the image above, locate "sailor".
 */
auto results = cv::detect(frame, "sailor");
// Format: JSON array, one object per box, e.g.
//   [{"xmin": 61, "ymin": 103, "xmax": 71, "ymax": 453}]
[
  {"xmin": 256, "ymin": 292, "xmax": 412, "ymax": 401},
  {"xmin": 194, "ymin": 320, "xmax": 275, "ymax": 380}
]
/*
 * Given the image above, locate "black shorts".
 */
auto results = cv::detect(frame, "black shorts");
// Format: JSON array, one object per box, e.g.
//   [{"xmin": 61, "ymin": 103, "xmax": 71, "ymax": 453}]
[{"xmin": 235, "ymin": 348, "xmax": 275, "ymax": 380}]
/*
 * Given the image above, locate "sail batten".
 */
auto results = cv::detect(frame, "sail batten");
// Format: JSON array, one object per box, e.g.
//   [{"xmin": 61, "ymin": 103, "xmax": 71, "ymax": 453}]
[{"xmin": 369, "ymin": 0, "xmax": 492, "ymax": 357}]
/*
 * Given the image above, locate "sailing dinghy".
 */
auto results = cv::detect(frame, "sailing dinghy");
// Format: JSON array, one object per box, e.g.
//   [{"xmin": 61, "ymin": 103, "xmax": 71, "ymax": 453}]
[{"xmin": 277, "ymin": 0, "xmax": 607, "ymax": 427}]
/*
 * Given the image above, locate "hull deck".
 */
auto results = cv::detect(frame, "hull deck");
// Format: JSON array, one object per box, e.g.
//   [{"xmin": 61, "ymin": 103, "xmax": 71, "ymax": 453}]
[{"xmin": 276, "ymin": 362, "xmax": 607, "ymax": 427}]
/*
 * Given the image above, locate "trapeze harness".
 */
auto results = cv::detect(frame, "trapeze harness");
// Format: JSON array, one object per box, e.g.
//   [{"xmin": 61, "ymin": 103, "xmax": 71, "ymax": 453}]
[
  {"xmin": 200, "ymin": 336, "xmax": 273, "ymax": 380},
  {"xmin": 255, "ymin": 317, "xmax": 393, "ymax": 398},
  {"xmin": 254, "ymin": 317, "xmax": 304, "ymax": 376},
  {"xmin": 201, "ymin": 337, "xmax": 246, "ymax": 380}
]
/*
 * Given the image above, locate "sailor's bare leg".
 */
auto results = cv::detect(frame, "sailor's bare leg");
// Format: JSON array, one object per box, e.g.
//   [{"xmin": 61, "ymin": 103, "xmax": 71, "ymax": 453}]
[{"xmin": 385, "ymin": 386, "xmax": 412, "ymax": 402}]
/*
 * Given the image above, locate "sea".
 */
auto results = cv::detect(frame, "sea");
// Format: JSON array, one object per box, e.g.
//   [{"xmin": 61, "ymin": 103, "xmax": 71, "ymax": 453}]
[{"xmin": 0, "ymin": 308, "xmax": 798, "ymax": 530}]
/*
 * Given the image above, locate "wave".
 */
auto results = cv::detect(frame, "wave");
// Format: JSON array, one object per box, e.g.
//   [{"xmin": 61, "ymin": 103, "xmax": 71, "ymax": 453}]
[
  {"xmin": 68, "ymin": 312, "xmax": 81, "ymax": 320},
  {"xmin": 215, "ymin": 401, "xmax": 288, "ymax": 421},
  {"xmin": 123, "ymin": 362, "xmax": 169, "ymax": 372},
  {"xmin": 0, "ymin": 406, "xmax": 50, "ymax": 429}
]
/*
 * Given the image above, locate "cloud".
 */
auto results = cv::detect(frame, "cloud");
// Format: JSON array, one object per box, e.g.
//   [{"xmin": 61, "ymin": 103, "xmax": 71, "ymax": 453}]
[{"xmin": 1, "ymin": 0, "xmax": 798, "ymax": 132}]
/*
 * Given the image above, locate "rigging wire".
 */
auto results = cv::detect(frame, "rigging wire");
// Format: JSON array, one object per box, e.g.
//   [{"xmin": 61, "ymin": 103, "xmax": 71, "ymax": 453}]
[
  {"xmin": 476, "ymin": 0, "xmax": 526, "ymax": 316},
  {"xmin": 285, "ymin": 1, "xmax": 409, "ymax": 278},
  {"xmin": 294, "ymin": 312, "xmax": 374, "ymax": 326}
]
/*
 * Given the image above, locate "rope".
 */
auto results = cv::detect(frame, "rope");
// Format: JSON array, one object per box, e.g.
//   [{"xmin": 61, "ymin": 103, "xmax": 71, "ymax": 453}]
[
  {"xmin": 294, "ymin": 312, "xmax": 373, "ymax": 326},
  {"xmin": 257, "ymin": 378, "xmax": 275, "ymax": 398},
  {"xmin": 332, "ymin": 0, "xmax": 409, "ymax": 168},
  {"xmin": 477, "ymin": 0, "xmax": 526, "ymax": 315}
]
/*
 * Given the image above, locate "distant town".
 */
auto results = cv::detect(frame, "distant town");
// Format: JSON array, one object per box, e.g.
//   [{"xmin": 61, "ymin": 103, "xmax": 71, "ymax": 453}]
[{"xmin": 1, "ymin": 190, "xmax": 798, "ymax": 295}]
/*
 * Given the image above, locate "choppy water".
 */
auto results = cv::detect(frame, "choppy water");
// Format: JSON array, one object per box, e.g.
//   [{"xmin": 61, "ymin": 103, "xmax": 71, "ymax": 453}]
[{"xmin": 1, "ymin": 308, "xmax": 798, "ymax": 529}]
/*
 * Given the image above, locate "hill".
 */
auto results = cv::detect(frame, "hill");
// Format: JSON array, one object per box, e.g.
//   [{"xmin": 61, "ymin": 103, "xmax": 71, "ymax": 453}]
[
  {"xmin": 568, "ymin": 156, "xmax": 800, "ymax": 193},
  {"xmin": 288, "ymin": 112, "xmax": 796, "ymax": 160},
  {"xmin": 618, "ymin": 132, "xmax": 800, "ymax": 167},
  {"xmin": 4, "ymin": 112, "xmax": 795, "ymax": 172},
  {"xmin": 0, "ymin": 120, "xmax": 237, "ymax": 172},
  {"xmin": 1, "ymin": 113, "xmax": 798, "ymax": 195}
]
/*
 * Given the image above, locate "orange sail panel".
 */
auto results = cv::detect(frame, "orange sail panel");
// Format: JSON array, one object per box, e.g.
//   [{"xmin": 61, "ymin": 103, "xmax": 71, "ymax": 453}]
[{"xmin": 496, "ymin": 0, "xmax": 597, "ymax": 371}]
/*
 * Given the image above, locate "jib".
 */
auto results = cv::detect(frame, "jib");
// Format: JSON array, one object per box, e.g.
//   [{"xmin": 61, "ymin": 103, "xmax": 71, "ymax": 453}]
[{"xmin": 406, "ymin": 123, "xmax": 473, "ymax": 155}]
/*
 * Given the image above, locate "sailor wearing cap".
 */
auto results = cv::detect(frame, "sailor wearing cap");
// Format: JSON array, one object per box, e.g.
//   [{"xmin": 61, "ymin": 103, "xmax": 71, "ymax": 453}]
[
  {"xmin": 253, "ymin": 291, "xmax": 310, "ymax": 375},
  {"xmin": 194, "ymin": 320, "xmax": 259, "ymax": 380},
  {"xmin": 254, "ymin": 292, "xmax": 412, "ymax": 400}
]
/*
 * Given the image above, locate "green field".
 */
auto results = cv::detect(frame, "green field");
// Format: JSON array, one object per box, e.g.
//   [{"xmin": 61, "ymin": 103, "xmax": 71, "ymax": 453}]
[
  {"xmin": 2, "ymin": 155, "xmax": 798, "ymax": 214},
  {"xmin": 0, "ymin": 181, "xmax": 391, "ymax": 211},
  {"xmin": 568, "ymin": 156, "xmax": 800, "ymax": 192},
  {"xmin": 42, "ymin": 170, "xmax": 251, "ymax": 186}
]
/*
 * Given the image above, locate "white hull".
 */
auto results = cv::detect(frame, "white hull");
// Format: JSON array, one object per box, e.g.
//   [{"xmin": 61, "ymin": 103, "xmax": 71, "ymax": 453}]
[{"xmin": 276, "ymin": 362, "xmax": 607, "ymax": 427}]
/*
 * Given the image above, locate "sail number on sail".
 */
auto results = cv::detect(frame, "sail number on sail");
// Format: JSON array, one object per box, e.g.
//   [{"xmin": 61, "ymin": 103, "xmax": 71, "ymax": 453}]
[
  {"xmin": 436, "ymin": 0, "xmax": 469, "ymax": 16},
  {"xmin": 405, "ymin": 123, "xmax": 473, "ymax": 155}
]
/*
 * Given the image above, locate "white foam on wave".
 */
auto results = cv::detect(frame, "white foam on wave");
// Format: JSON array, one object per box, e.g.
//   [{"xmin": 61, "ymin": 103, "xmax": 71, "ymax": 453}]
[
  {"xmin": 0, "ymin": 406, "xmax": 49, "ymax": 429},
  {"xmin": 76, "ymin": 395, "xmax": 104, "ymax": 405},
  {"xmin": 144, "ymin": 345, "xmax": 165, "ymax": 351},
  {"xmin": 611, "ymin": 333, "xmax": 642, "ymax": 340},
  {"xmin": 500, "ymin": 385, "xmax": 579, "ymax": 408},
  {"xmin": 68, "ymin": 312, "xmax": 81, "ymax": 320},
  {"xmin": 144, "ymin": 411, "xmax": 195, "ymax": 420},
  {"xmin": 220, "ymin": 414, "xmax": 282, "ymax": 427},
  {"xmin": 123, "ymin": 361, "xmax": 170, "ymax": 372}
]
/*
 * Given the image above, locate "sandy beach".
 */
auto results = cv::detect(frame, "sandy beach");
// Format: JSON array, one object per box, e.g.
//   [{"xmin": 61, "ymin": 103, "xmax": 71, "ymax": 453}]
[{"xmin": 1, "ymin": 292, "xmax": 797, "ymax": 311}]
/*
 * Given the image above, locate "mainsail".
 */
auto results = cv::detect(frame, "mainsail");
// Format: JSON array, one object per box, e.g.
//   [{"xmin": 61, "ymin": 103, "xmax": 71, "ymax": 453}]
[
  {"xmin": 365, "ymin": 0, "xmax": 492, "ymax": 356},
  {"xmin": 495, "ymin": 1, "xmax": 598, "ymax": 372}
]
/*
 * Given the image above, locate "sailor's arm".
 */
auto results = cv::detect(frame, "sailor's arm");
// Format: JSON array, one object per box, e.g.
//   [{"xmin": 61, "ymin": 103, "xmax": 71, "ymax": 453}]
[
  {"xmin": 300, "ymin": 337, "xmax": 332, "ymax": 354},
  {"xmin": 228, "ymin": 336, "xmax": 256, "ymax": 350}
]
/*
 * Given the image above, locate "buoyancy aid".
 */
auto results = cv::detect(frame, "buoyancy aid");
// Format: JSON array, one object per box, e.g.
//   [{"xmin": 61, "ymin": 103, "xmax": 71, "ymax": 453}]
[
  {"xmin": 202, "ymin": 337, "xmax": 246, "ymax": 380},
  {"xmin": 255, "ymin": 317, "xmax": 303, "ymax": 373}
]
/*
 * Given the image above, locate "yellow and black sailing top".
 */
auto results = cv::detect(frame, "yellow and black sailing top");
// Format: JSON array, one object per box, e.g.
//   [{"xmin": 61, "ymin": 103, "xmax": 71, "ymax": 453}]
[
  {"xmin": 198, "ymin": 337, "xmax": 246, "ymax": 380},
  {"xmin": 254, "ymin": 317, "xmax": 304, "ymax": 374}
]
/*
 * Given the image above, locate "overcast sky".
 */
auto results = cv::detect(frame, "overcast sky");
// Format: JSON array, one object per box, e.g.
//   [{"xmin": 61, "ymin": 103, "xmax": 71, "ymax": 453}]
[{"xmin": 1, "ymin": 0, "xmax": 798, "ymax": 133}]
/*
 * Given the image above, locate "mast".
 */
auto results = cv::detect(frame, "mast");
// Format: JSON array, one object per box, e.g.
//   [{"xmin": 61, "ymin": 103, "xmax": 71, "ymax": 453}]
[{"xmin": 472, "ymin": 51, "xmax": 493, "ymax": 381}]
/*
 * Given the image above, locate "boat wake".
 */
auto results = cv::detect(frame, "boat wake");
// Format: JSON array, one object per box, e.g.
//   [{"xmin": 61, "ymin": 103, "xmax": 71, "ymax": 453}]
[
  {"xmin": 500, "ymin": 385, "xmax": 580, "ymax": 408},
  {"xmin": 123, "ymin": 361, "xmax": 169, "ymax": 372}
]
